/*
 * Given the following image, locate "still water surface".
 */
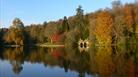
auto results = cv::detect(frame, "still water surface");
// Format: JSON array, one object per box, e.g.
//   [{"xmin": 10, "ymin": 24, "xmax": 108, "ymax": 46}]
[{"xmin": 0, "ymin": 46, "xmax": 138, "ymax": 77}]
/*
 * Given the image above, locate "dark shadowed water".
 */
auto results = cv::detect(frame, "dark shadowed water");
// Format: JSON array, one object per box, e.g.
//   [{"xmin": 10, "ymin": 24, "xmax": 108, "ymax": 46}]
[{"xmin": 0, "ymin": 46, "xmax": 138, "ymax": 77}]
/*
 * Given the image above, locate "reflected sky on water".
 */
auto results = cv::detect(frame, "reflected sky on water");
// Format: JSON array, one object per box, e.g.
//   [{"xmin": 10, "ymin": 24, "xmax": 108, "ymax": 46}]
[{"xmin": 0, "ymin": 46, "xmax": 138, "ymax": 77}]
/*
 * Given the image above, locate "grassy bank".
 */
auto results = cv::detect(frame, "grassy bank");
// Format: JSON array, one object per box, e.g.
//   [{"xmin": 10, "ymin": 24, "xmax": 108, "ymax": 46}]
[{"xmin": 36, "ymin": 44, "xmax": 64, "ymax": 47}]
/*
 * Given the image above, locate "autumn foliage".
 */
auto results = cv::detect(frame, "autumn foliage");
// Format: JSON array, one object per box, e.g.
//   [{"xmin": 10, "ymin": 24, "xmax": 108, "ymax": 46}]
[
  {"xmin": 4, "ymin": 29, "xmax": 24, "ymax": 45},
  {"xmin": 0, "ymin": 1, "xmax": 138, "ymax": 47},
  {"xmin": 50, "ymin": 33, "xmax": 65, "ymax": 43},
  {"xmin": 124, "ymin": 4, "xmax": 136, "ymax": 36},
  {"xmin": 94, "ymin": 11, "xmax": 113, "ymax": 45}
]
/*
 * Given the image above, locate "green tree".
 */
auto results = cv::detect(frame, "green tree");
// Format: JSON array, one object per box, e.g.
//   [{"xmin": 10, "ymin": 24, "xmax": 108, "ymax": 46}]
[
  {"xmin": 58, "ymin": 16, "xmax": 70, "ymax": 33},
  {"xmin": 62, "ymin": 16, "xmax": 69, "ymax": 32},
  {"xmin": 75, "ymin": 5, "xmax": 89, "ymax": 39},
  {"xmin": 11, "ymin": 18, "xmax": 24, "ymax": 29},
  {"xmin": 76, "ymin": 5, "xmax": 84, "ymax": 30}
]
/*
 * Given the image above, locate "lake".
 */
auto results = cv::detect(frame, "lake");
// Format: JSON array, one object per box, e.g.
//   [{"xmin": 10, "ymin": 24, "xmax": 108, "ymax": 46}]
[{"xmin": 0, "ymin": 46, "xmax": 138, "ymax": 77}]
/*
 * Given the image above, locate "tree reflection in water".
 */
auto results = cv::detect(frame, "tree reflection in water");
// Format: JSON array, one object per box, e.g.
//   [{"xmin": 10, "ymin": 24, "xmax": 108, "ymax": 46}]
[
  {"xmin": 3, "ymin": 47, "xmax": 24, "ymax": 74},
  {"xmin": 95, "ymin": 46, "xmax": 115, "ymax": 77},
  {"xmin": 11, "ymin": 61, "xmax": 23, "ymax": 74},
  {"xmin": 0, "ymin": 45, "xmax": 138, "ymax": 77}
]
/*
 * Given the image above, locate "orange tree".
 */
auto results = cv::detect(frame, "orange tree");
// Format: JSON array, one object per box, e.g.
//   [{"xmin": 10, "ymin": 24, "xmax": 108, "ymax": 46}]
[
  {"xmin": 94, "ymin": 10, "xmax": 113, "ymax": 46},
  {"xmin": 124, "ymin": 4, "xmax": 136, "ymax": 36}
]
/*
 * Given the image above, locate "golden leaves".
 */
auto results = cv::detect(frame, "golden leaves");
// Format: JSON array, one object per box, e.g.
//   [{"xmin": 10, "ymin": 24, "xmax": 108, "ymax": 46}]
[
  {"xmin": 94, "ymin": 11, "xmax": 113, "ymax": 45},
  {"xmin": 124, "ymin": 4, "xmax": 135, "ymax": 33}
]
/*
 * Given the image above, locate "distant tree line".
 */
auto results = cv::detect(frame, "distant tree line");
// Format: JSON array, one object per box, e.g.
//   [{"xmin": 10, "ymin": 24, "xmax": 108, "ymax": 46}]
[{"xmin": 0, "ymin": 1, "xmax": 138, "ymax": 47}]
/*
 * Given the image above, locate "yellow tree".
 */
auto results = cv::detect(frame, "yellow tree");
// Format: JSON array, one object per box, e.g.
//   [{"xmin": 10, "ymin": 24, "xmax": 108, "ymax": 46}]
[
  {"xmin": 4, "ymin": 28, "xmax": 24, "ymax": 45},
  {"xmin": 3, "ymin": 18, "xmax": 25, "ymax": 45},
  {"xmin": 94, "ymin": 11, "xmax": 113, "ymax": 46}
]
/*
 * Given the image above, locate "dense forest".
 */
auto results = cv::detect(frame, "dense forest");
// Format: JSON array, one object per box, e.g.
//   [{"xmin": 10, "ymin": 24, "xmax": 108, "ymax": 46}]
[{"xmin": 0, "ymin": 1, "xmax": 138, "ymax": 48}]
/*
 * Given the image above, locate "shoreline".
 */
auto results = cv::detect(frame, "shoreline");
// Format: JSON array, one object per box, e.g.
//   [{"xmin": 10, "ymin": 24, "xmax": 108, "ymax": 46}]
[{"xmin": 1, "ymin": 44, "xmax": 65, "ymax": 48}]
